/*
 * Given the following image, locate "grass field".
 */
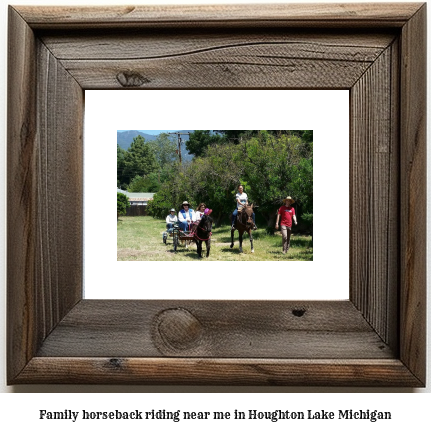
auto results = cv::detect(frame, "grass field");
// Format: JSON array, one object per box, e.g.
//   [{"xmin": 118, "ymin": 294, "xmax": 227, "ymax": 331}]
[{"xmin": 117, "ymin": 216, "xmax": 312, "ymax": 261}]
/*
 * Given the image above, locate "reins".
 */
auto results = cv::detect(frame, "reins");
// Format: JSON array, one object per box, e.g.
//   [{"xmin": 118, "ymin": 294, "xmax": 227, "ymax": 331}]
[
  {"xmin": 194, "ymin": 230, "xmax": 212, "ymax": 241},
  {"xmin": 236, "ymin": 209, "xmax": 253, "ymax": 230},
  {"xmin": 194, "ymin": 219, "xmax": 212, "ymax": 241}
]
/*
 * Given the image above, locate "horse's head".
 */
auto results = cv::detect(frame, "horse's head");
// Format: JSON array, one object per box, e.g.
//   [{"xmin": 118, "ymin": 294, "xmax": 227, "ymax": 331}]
[
  {"xmin": 198, "ymin": 214, "xmax": 213, "ymax": 233},
  {"xmin": 242, "ymin": 204, "xmax": 254, "ymax": 227}
]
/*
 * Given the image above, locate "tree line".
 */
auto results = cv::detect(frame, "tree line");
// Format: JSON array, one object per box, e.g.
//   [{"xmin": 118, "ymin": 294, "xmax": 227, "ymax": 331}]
[
  {"xmin": 117, "ymin": 130, "xmax": 312, "ymax": 232},
  {"xmin": 117, "ymin": 133, "xmax": 178, "ymax": 192}
]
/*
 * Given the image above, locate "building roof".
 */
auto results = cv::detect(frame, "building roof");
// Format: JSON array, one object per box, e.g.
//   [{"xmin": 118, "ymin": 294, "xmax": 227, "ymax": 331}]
[
  {"xmin": 129, "ymin": 197, "xmax": 153, "ymax": 202},
  {"xmin": 117, "ymin": 188, "xmax": 154, "ymax": 202},
  {"xmin": 117, "ymin": 189, "xmax": 154, "ymax": 199},
  {"xmin": 128, "ymin": 192, "xmax": 155, "ymax": 199}
]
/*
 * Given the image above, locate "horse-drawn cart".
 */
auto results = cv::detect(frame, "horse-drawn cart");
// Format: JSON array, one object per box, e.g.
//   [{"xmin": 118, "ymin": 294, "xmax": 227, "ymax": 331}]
[
  {"xmin": 162, "ymin": 223, "xmax": 195, "ymax": 251},
  {"xmin": 162, "ymin": 213, "xmax": 213, "ymax": 258}
]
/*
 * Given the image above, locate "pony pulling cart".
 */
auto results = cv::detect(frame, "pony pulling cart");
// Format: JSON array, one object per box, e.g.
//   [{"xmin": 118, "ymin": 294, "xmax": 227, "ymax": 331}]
[{"xmin": 163, "ymin": 209, "xmax": 213, "ymax": 258}]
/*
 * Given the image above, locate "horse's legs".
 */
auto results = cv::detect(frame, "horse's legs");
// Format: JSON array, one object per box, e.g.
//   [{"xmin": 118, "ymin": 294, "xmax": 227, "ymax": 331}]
[
  {"xmin": 196, "ymin": 240, "xmax": 202, "ymax": 258},
  {"xmin": 230, "ymin": 228, "xmax": 235, "ymax": 249},
  {"xmin": 249, "ymin": 229, "xmax": 254, "ymax": 253},
  {"xmin": 206, "ymin": 239, "xmax": 210, "ymax": 257},
  {"xmin": 239, "ymin": 232, "xmax": 243, "ymax": 253}
]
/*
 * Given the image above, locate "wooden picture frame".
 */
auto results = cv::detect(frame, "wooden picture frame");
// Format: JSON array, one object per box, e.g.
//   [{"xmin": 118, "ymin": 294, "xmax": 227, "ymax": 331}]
[{"xmin": 7, "ymin": 3, "xmax": 426, "ymax": 386}]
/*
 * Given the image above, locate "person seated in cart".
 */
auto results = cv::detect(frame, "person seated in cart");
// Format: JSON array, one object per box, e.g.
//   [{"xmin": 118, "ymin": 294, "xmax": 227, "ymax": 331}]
[
  {"xmin": 195, "ymin": 203, "xmax": 206, "ymax": 221},
  {"xmin": 163, "ymin": 208, "xmax": 178, "ymax": 243},
  {"xmin": 178, "ymin": 201, "xmax": 196, "ymax": 232},
  {"xmin": 165, "ymin": 208, "xmax": 178, "ymax": 232},
  {"xmin": 195, "ymin": 203, "xmax": 215, "ymax": 229}
]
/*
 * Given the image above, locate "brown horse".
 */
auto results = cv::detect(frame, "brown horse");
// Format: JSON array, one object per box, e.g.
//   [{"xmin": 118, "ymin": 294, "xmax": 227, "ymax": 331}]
[{"xmin": 230, "ymin": 204, "xmax": 254, "ymax": 253}]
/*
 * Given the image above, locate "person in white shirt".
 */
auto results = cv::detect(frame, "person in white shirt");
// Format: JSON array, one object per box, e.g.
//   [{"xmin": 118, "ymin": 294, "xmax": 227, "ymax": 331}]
[
  {"xmin": 231, "ymin": 185, "xmax": 256, "ymax": 230},
  {"xmin": 195, "ymin": 203, "xmax": 206, "ymax": 221},
  {"xmin": 165, "ymin": 208, "xmax": 178, "ymax": 231},
  {"xmin": 178, "ymin": 201, "xmax": 196, "ymax": 231}
]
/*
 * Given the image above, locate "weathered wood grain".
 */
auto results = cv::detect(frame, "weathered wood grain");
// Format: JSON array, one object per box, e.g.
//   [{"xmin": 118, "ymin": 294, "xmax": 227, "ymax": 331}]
[
  {"xmin": 15, "ymin": 358, "xmax": 423, "ymax": 386},
  {"xmin": 41, "ymin": 31, "xmax": 395, "ymax": 60},
  {"xmin": 7, "ymin": 3, "xmax": 426, "ymax": 386},
  {"xmin": 35, "ymin": 40, "xmax": 83, "ymax": 336},
  {"xmin": 399, "ymin": 3, "xmax": 427, "ymax": 385},
  {"xmin": 387, "ymin": 38, "xmax": 401, "ymax": 353},
  {"xmin": 41, "ymin": 31, "xmax": 395, "ymax": 89},
  {"xmin": 350, "ymin": 45, "xmax": 399, "ymax": 348},
  {"xmin": 7, "ymin": 6, "xmax": 38, "ymax": 382},
  {"xmin": 60, "ymin": 57, "xmax": 372, "ymax": 89},
  {"xmin": 36, "ymin": 300, "xmax": 394, "ymax": 359},
  {"xmin": 61, "ymin": 50, "xmax": 381, "ymax": 90},
  {"xmin": 16, "ymin": 3, "xmax": 423, "ymax": 29},
  {"xmin": 7, "ymin": 6, "xmax": 83, "ymax": 383}
]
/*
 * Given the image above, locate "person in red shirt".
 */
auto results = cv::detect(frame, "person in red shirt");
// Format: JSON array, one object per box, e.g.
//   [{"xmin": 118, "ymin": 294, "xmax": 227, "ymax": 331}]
[{"xmin": 275, "ymin": 196, "xmax": 297, "ymax": 254}]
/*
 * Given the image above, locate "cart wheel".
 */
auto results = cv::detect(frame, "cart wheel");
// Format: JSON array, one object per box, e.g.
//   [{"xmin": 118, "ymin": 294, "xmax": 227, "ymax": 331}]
[{"xmin": 163, "ymin": 232, "xmax": 167, "ymax": 244}]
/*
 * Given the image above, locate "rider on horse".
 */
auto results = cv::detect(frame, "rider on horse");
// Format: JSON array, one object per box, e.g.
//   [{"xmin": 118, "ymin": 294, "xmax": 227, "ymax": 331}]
[{"xmin": 231, "ymin": 185, "xmax": 257, "ymax": 230}]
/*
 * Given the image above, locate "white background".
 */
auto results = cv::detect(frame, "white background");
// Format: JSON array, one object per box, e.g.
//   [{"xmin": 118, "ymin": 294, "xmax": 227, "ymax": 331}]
[
  {"xmin": 85, "ymin": 90, "xmax": 349, "ymax": 300},
  {"xmin": 0, "ymin": 0, "xmax": 429, "ymax": 426}
]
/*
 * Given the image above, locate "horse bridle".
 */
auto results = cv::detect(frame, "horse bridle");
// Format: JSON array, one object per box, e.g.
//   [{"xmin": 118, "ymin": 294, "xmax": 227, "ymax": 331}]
[
  {"xmin": 194, "ymin": 218, "xmax": 212, "ymax": 241},
  {"xmin": 237, "ymin": 208, "xmax": 253, "ymax": 228}
]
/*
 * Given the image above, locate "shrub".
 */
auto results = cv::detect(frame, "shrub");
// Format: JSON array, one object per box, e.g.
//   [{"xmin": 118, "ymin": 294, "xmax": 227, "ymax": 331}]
[{"xmin": 117, "ymin": 192, "xmax": 130, "ymax": 216}]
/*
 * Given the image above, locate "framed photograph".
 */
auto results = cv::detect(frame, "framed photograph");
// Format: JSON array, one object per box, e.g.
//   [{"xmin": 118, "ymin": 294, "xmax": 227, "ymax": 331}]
[
  {"xmin": 7, "ymin": 3, "xmax": 426, "ymax": 386},
  {"xmin": 86, "ymin": 89, "xmax": 349, "ymax": 300}
]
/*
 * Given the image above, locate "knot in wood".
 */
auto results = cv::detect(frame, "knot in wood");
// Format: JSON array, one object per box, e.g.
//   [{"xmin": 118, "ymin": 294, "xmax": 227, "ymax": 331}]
[
  {"xmin": 292, "ymin": 308, "xmax": 306, "ymax": 317},
  {"xmin": 116, "ymin": 71, "xmax": 150, "ymax": 87},
  {"xmin": 155, "ymin": 308, "xmax": 203, "ymax": 351},
  {"xmin": 108, "ymin": 358, "xmax": 123, "ymax": 369}
]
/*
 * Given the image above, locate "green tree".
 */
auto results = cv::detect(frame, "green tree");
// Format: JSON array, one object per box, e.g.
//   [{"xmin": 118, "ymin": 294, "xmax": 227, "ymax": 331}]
[
  {"xmin": 214, "ymin": 130, "xmax": 254, "ymax": 143},
  {"xmin": 215, "ymin": 130, "xmax": 313, "ymax": 144},
  {"xmin": 122, "ymin": 135, "xmax": 159, "ymax": 184},
  {"xmin": 147, "ymin": 162, "xmax": 195, "ymax": 218},
  {"xmin": 117, "ymin": 192, "xmax": 130, "ymax": 218},
  {"xmin": 289, "ymin": 156, "xmax": 313, "ymax": 214},
  {"xmin": 147, "ymin": 133, "xmax": 178, "ymax": 167},
  {"xmin": 147, "ymin": 187, "xmax": 176, "ymax": 219},
  {"xmin": 298, "ymin": 130, "xmax": 313, "ymax": 143},
  {"xmin": 185, "ymin": 130, "xmax": 224, "ymax": 157},
  {"xmin": 186, "ymin": 144, "xmax": 243, "ymax": 224},
  {"xmin": 239, "ymin": 132, "xmax": 313, "ymax": 231},
  {"xmin": 148, "ymin": 130, "xmax": 313, "ymax": 233},
  {"xmin": 128, "ymin": 173, "xmax": 161, "ymax": 193},
  {"xmin": 117, "ymin": 144, "xmax": 128, "ymax": 186},
  {"xmin": 289, "ymin": 156, "xmax": 313, "ymax": 235}
]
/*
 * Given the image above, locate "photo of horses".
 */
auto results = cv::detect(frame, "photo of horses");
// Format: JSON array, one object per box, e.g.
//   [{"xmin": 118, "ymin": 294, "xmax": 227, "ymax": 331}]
[{"xmin": 117, "ymin": 130, "xmax": 313, "ymax": 261}]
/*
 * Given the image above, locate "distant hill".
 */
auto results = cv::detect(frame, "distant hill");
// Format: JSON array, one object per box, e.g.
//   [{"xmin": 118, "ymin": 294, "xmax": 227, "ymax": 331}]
[
  {"xmin": 117, "ymin": 130, "xmax": 157, "ymax": 150},
  {"xmin": 117, "ymin": 130, "xmax": 195, "ymax": 162}
]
